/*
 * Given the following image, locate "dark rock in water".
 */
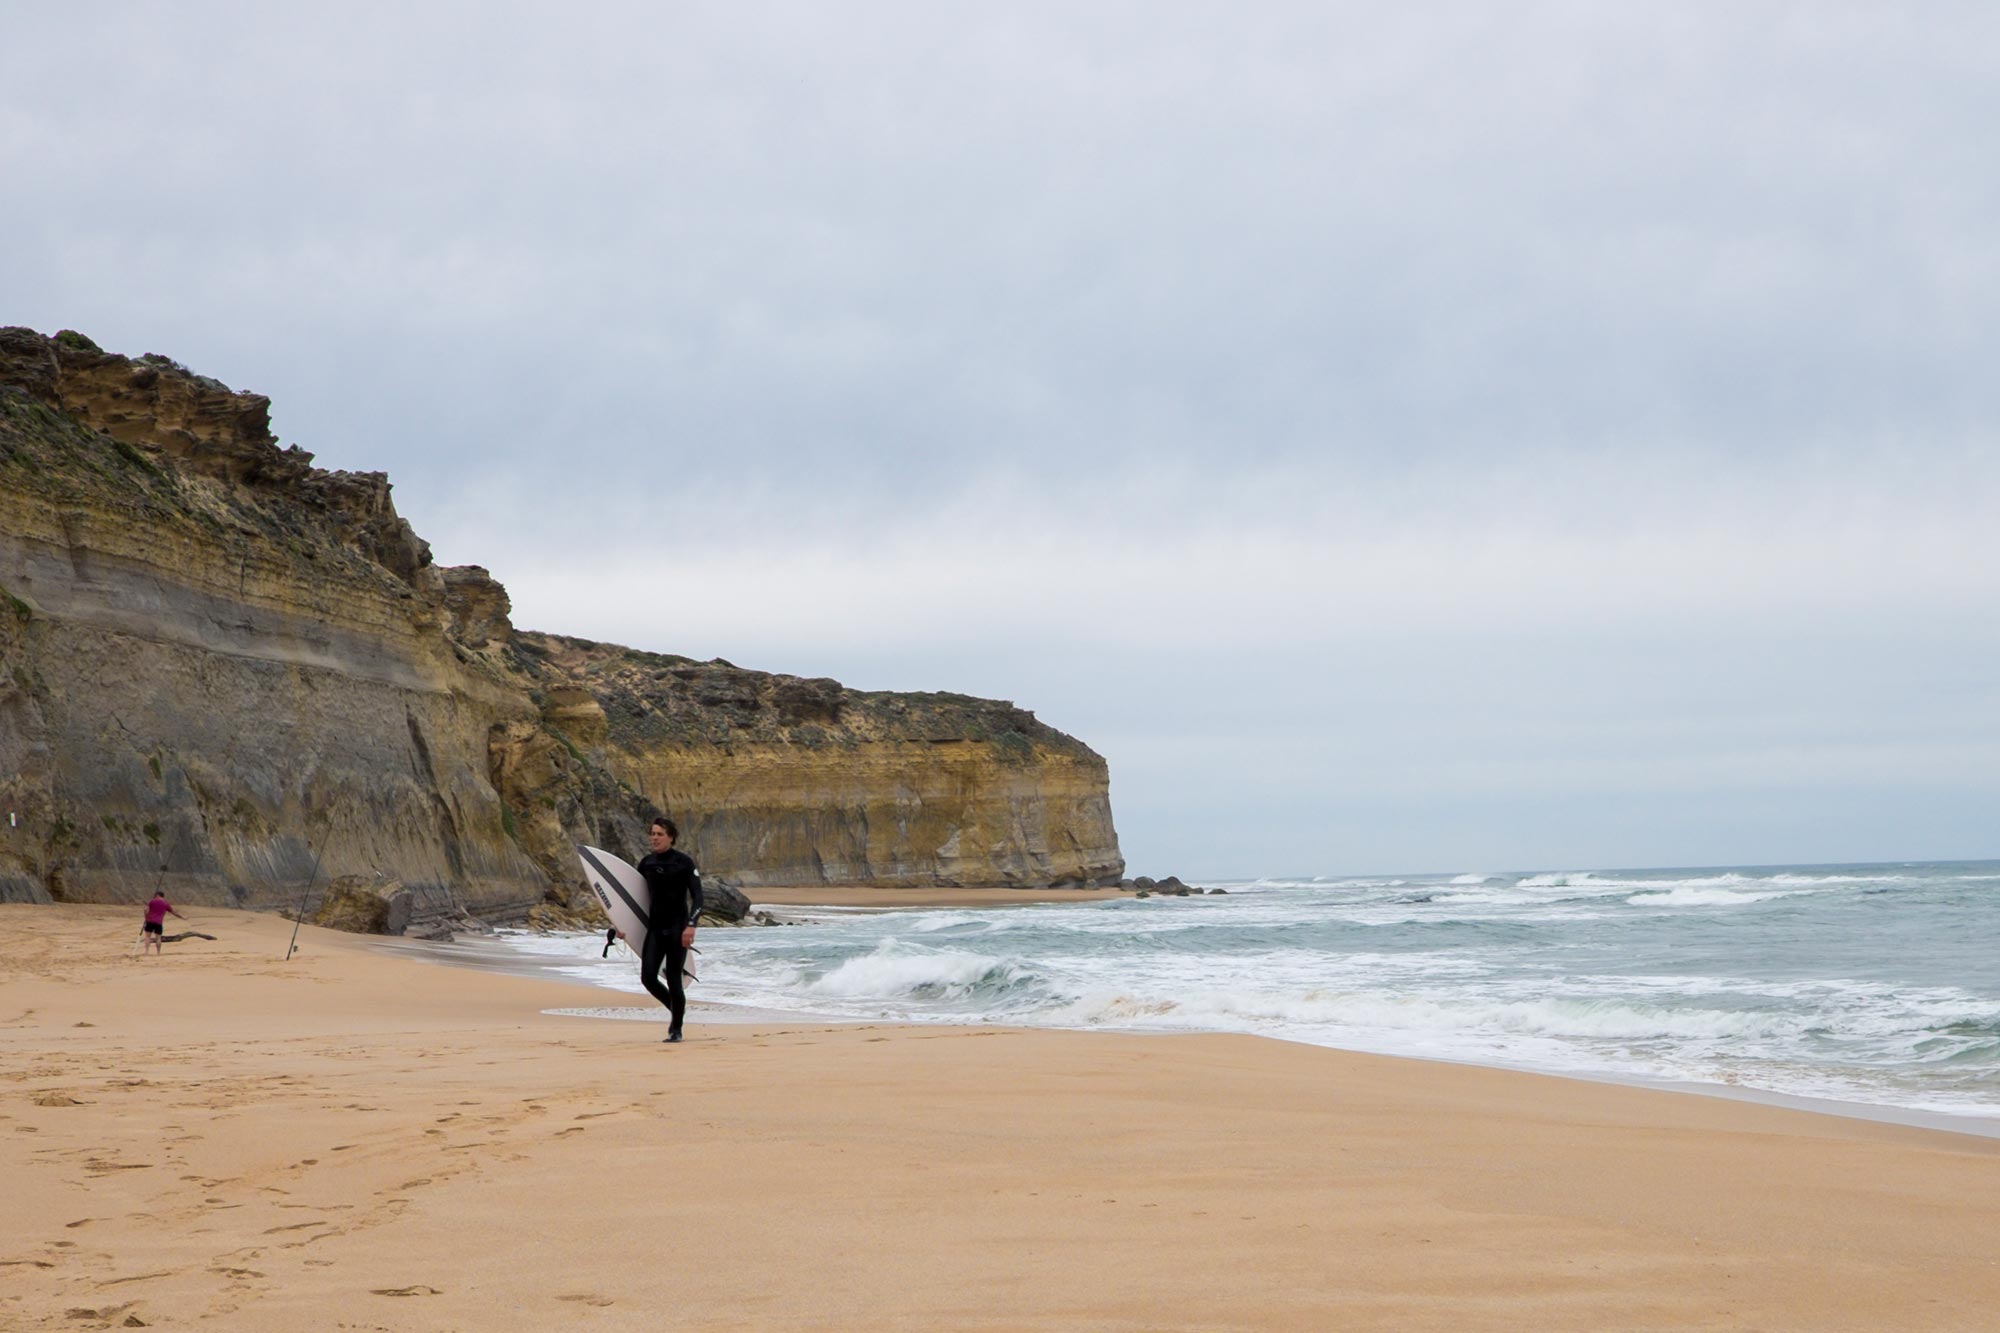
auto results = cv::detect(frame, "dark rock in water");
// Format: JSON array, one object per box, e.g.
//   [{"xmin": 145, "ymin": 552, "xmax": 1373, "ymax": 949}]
[
  {"xmin": 1129, "ymin": 874, "xmax": 1216, "ymax": 898},
  {"xmin": 702, "ymin": 875, "xmax": 751, "ymax": 923},
  {"xmin": 309, "ymin": 876, "xmax": 413, "ymax": 935}
]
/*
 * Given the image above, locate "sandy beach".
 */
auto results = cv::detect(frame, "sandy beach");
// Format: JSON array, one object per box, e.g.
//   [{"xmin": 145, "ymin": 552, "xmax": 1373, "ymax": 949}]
[{"xmin": 6, "ymin": 904, "xmax": 2000, "ymax": 1331}]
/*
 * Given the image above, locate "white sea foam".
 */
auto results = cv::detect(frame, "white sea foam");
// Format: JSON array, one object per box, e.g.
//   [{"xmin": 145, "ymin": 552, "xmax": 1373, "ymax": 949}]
[
  {"xmin": 497, "ymin": 861, "xmax": 2000, "ymax": 1120},
  {"xmin": 798, "ymin": 943, "xmax": 1030, "ymax": 1002},
  {"xmin": 1510, "ymin": 871, "xmax": 1823, "ymax": 893},
  {"xmin": 1048, "ymin": 987, "xmax": 1796, "ymax": 1043},
  {"xmin": 1625, "ymin": 887, "xmax": 1796, "ymax": 907}
]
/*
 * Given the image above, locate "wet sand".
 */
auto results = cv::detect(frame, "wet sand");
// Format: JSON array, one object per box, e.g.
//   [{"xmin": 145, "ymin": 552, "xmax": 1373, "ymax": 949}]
[{"xmin": 6, "ymin": 903, "xmax": 2000, "ymax": 1330}]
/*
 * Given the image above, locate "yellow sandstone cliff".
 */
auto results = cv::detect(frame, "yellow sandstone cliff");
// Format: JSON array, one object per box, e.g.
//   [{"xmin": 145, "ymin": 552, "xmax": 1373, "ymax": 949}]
[{"xmin": 0, "ymin": 328, "xmax": 1123, "ymax": 919}]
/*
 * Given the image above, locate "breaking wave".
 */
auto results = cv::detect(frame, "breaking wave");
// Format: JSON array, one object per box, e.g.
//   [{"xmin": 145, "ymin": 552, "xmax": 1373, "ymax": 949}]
[{"xmin": 515, "ymin": 858, "xmax": 2000, "ymax": 1121}]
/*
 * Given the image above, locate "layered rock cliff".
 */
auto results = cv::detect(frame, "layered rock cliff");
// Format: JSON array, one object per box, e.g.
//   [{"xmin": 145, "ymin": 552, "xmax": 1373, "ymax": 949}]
[{"xmin": 0, "ymin": 328, "xmax": 1123, "ymax": 915}]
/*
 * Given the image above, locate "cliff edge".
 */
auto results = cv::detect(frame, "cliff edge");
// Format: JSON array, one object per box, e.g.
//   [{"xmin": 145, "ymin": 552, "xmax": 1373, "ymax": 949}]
[{"xmin": 0, "ymin": 328, "xmax": 1124, "ymax": 917}]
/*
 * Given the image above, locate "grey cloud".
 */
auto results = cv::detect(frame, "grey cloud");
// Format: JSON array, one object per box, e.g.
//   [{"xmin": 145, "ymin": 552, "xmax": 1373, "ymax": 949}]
[
  {"xmin": 5, "ymin": 3, "xmax": 1997, "ymax": 872},
  {"xmin": 12, "ymin": 4, "xmax": 2000, "ymax": 488}
]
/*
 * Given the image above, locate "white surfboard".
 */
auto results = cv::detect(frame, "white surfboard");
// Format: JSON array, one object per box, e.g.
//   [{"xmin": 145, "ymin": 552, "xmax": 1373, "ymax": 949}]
[{"xmin": 577, "ymin": 844, "xmax": 651, "ymax": 960}]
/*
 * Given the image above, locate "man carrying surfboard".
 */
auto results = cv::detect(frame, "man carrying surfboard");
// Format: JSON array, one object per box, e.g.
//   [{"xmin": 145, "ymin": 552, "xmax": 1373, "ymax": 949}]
[{"xmin": 637, "ymin": 817, "xmax": 702, "ymax": 1042}]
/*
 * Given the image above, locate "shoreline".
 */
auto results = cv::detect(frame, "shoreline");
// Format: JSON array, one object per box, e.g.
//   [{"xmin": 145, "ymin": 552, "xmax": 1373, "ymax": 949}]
[
  {"xmin": 10, "ymin": 902, "xmax": 2000, "ymax": 1329},
  {"xmin": 407, "ymin": 925, "xmax": 2000, "ymax": 1144},
  {"xmin": 745, "ymin": 884, "xmax": 1134, "ymax": 908}
]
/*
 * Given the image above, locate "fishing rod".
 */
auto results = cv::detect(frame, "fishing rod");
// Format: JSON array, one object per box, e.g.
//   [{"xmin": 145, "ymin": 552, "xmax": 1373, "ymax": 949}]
[{"xmin": 283, "ymin": 817, "xmax": 333, "ymax": 961}]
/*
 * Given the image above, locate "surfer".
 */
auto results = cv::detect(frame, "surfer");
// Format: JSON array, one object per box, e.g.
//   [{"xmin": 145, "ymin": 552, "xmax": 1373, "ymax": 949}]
[
  {"xmin": 636, "ymin": 817, "xmax": 702, "ymax": 1042},
  {"xmin": 141, "ymin": 889, "xmax": 183, "ymax": 956}
]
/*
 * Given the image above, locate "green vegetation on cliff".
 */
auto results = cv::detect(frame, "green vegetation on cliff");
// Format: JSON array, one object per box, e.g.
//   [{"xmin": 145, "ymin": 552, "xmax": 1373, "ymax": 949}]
[{"xmin": 517, "ymin": 632, "xmax": 1084, "ymax": 765}]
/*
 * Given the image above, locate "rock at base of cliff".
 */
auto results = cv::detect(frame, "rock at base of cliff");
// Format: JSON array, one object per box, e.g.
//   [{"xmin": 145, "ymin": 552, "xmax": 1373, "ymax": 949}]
[
  {"xmin": 702, "ymin": 876, "xmax": 750, "ymax": 923},
  {"xmin": 309, "ymin": 876, "xmax": 413, "ymax": 935},
  {"xmin": 0, "ymin": 874, "xmax": 54, "ymax": 905},
  {"xmin": 1121, "ymin": 875, "xmax": 1205, "ymax": 897}
]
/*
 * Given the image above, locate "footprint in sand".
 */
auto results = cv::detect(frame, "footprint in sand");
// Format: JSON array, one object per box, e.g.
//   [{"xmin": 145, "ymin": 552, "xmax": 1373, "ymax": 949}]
[
  {"xmin": 558, "ymin": 1294, "xmax": 615, "ymax": 1306},
  {"xmin": 371, "ymin": 1285, "xmax": 442, "ymax": 1297}
]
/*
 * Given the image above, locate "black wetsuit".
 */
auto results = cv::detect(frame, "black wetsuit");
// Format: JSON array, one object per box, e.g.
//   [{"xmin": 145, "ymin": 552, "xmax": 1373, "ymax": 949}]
[{"xmin": 636, "ymin": 847, "xmax": 702, "ymax": 1035}]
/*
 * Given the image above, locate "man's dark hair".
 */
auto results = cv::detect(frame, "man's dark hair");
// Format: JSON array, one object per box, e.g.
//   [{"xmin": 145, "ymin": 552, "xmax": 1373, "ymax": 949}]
[{"xmin": 651, "ymin": 816, "xmax": 678, "ymax": 843}]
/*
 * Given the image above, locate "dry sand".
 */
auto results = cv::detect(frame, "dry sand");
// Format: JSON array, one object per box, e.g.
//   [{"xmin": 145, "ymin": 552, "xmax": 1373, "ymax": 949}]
[{"xmin": 5, "ymin": 903, "xmax": 2000, "ymax": 1331}]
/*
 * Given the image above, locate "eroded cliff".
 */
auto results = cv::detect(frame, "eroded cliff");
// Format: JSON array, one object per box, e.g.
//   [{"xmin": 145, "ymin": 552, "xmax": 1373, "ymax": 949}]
[
  {"xmin": 0, "ymin": 328, "xmax": 1123, "ymax": 914},
  {"xmin": 505, "ymin": 637, "xmax": 1122, "ymax": 889}
]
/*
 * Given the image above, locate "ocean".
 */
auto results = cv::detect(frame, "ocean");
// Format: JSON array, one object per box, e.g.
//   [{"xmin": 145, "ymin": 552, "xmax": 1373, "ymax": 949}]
[{"xmin": 505, "ymin": 860, "xmax": 2000, "ymax": 1127}]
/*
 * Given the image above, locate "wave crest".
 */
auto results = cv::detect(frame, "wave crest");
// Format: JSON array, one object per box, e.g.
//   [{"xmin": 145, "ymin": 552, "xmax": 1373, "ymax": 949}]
[{"xmin": 801, "ymin": 942, "xmax": 1037, "ymax": 1003}]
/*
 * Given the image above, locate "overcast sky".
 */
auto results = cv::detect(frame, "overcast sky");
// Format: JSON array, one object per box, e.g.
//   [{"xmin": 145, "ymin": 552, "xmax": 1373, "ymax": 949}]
[{"xmin": 7, "ymin": 3, "xmax": 1997, "ymax": 877}]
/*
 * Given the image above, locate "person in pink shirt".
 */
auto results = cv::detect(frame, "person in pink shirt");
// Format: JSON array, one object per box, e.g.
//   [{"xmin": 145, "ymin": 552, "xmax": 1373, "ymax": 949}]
[{"xmin": 142, "ymin": 891, "xmax": 182, "ymax": 956}]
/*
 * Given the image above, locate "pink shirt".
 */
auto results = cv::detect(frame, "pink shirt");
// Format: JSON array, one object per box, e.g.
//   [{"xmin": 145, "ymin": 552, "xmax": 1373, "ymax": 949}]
[{"xmin": 145, "ymin": 897, "xmax": 171, "ymax": 925}]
